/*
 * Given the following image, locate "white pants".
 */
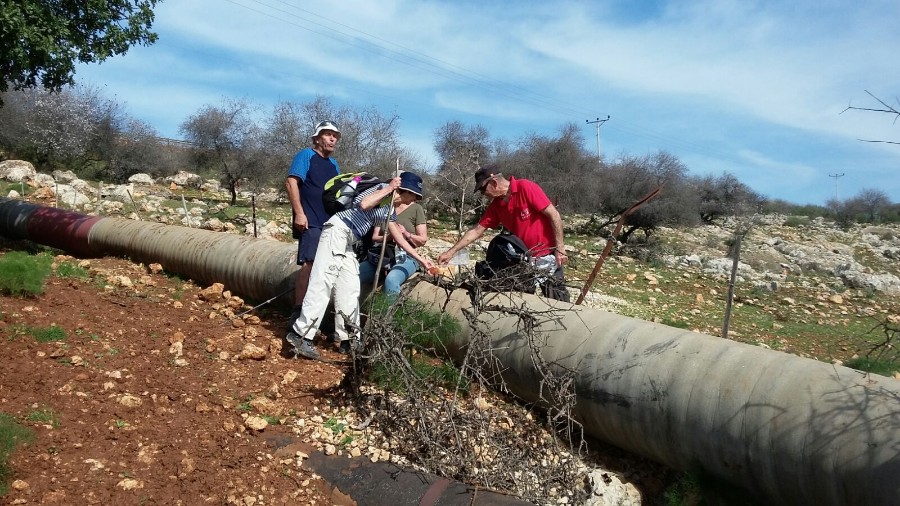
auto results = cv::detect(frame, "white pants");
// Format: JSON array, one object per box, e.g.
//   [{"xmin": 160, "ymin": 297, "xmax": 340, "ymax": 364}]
[{"xmin": 291, "ymin": 219, "xmax": 360, "ymax": 342}]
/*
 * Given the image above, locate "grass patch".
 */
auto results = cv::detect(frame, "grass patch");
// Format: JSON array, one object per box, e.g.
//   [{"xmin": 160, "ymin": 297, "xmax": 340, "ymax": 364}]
[
  {"xmin": 368, "ymin": 295, "xmax": 461, "ymax": 349},
  {"xmin": 0, "ymin": 251, "xmax": 53, "ymax": 297},
  {"xmin": 0, "ymin": 413, "xmax": 35, "ymax": 496},
  {"xmin": 370, "ymin": 356, "xmax": 467, "ymax": 394},
  {"xmin": 24, "ymin": 407, "xmax": 60, "ymax": 428},
  {"xmin": 663, "ymin": 469, "xmax": 759, "ymax": 506},
  {"xmin": 660, "ymin": 317, "xmax": 690, "ymax": 329},
  {"xmin": 29, "ymin": 325, "xmax": 67, "ymax": 343},
  {"xmin": 844, "ymin": 357, "xmax": 899, "ymax": 377},
  {"xmin": 55, "ymin": 260, "xmax": 89, "ymax": 279}
]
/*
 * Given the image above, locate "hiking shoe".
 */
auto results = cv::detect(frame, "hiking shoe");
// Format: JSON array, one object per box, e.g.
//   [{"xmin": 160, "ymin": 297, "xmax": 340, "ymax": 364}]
[
  {"xmin": 285, "ymin": 330, "xmax": 319, "ymax": 360},
  {"xmin": 296, "ymin": 338, "xmax": 320, "ymax": 360}
]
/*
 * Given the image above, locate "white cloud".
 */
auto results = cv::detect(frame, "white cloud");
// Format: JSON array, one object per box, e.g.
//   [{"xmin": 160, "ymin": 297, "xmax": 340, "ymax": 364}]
[{"xmin": 70, "ymin": 0, "xmax": 900, "ymax": 202}]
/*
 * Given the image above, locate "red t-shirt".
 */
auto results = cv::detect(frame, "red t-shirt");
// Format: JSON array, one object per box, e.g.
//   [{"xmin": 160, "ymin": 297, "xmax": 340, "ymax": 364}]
[{"xmin": 479, "ymin": 177, "xmax": 556, "ymax": 257}]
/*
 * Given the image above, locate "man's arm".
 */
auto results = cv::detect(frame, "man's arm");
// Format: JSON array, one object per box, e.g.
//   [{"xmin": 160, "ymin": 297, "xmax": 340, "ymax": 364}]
[
  {"xmin": 437, "ymin": 224, "xmax": 487, "ymax": 264},
  {"xmin": 285, "ymin": 176, "xmax": 307, "ymax": 231},
  {"xmin": 541, "ymin": 203, "xmax": 567, "ymax": 265}
]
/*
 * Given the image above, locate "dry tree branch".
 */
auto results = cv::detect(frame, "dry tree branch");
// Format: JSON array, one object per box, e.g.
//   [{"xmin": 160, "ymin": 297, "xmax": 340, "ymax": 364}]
[{"xmin": 344, "ymin": 266, "xmax": 591, "ymax": 503}]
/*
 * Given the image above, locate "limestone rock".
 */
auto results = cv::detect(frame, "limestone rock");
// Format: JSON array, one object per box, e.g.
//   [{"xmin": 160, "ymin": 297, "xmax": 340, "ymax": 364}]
[{"xmin": 0, "ymin": 160, "xmax": 37, "ymax": 182}]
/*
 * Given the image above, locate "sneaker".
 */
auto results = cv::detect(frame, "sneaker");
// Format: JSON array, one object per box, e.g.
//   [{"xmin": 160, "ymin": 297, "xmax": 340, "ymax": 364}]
[{"xmin": 285, "ymin": 330, "xmax": 319, "ymax": 360}]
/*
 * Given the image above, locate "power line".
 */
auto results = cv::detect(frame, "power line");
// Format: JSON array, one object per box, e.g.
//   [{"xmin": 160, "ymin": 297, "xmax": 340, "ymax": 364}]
[{"xmin": 212, "ymin": 1, "xmax": 750, "ymax": 163}]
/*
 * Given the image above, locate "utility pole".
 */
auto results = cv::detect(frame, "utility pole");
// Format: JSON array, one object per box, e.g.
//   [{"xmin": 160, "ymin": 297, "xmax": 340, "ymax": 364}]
[
  {"xmin": 828, "ymin": 173, "xmax": 845, "ymax": 201},
  {"xmin": 585, "ymin": 115, "xmax": 610, "ymax": 164}
]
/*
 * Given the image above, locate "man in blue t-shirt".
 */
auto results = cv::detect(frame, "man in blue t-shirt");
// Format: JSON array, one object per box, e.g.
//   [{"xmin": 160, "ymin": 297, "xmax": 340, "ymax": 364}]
[{"xmin": 285, "ymin": 120, "xmax": 341, "ymax": 326}]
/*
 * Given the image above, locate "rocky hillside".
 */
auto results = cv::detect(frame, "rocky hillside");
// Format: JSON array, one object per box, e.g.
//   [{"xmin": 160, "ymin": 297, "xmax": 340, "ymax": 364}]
[{"xmin": 3, "ymin": 159, "xmax": 899, "ymax": 369}]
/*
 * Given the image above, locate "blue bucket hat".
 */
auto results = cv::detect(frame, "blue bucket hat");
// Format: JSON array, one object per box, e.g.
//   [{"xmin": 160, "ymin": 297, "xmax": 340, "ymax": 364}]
[{"xmin": 399, "ymin": 172, "xmax": 423, "ymax": 198}]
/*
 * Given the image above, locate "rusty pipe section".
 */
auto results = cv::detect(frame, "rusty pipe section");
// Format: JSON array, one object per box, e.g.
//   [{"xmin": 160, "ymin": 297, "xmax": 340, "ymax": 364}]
[
  {"xmin": 407, "ymin": 286, "xmax": 900, "ymax": 506},
  {"xmin": 0, "ymin": 198, "xmax": 299, "ymax": 303},
  {"xmin": 2, "ymin": 197, "xmax": 898, "ymax": 505}
]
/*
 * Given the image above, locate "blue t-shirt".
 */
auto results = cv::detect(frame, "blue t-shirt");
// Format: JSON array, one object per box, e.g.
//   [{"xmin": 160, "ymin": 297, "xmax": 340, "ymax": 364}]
[{"xmin": 288, "ymin": 148, "xmax": 339, "ymax": 229}]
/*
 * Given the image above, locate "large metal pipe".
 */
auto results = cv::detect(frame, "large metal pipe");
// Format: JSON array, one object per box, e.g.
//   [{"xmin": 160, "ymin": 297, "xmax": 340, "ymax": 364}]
[
  {"xmin": 1, "ymin": 197, "xmax": 898, "ymax": 505},
  {"xmin": 408, "ymin": 285, "xmax": 900, "ymax": 505}
]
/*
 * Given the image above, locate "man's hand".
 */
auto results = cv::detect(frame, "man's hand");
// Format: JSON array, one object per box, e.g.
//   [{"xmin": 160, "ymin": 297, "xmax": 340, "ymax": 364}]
[
  {"xmin": 555, "ymin": 248, "xmax": 568, "ymax": 266},
  {"xmin": 437, "ymin": 250, "xmax": 454, "ymax": 265},
  {"xmin": 293, "ymin": 213, "xmax": 309, "ymax": 231},
  {"xmin": 419, "ymin": 257, "xmax": 435, "ymax": 272}
]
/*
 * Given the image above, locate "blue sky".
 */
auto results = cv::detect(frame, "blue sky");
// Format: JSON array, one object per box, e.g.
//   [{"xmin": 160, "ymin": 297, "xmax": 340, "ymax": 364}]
[{"xmin": 74, "ymin": 0, "xmax": 900, "ymax": 205}]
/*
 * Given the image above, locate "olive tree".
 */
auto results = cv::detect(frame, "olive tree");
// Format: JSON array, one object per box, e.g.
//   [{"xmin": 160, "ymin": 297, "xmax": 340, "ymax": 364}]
[
  {"xmin": 855, "ymin": 188, "xmax": 892, "ymax": 223},
  {"xmin": 498, "ymin": 123, "xmax": 598, "ymax": 213},
  {"xmin": 598, "ymin": 151, "xmax": 699, "ymax": 242},
  {"xmin": 695, "ymin": 172, "xmax": 763, "ymax": 223}
]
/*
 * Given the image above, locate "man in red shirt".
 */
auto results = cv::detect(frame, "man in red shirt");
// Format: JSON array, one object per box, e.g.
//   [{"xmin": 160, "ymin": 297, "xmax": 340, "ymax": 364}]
[{"xmin": 437, "ymin": 164, "xmax": 569, "ymax": 301}]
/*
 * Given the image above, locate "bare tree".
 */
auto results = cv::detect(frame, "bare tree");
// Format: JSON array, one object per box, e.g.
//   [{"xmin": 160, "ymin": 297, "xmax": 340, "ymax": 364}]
[
  {"xmin": 856, "ymin": 188, "xmax": 892, "ymax": 223},
  {"xmin": 262, "ymin": 96, "xmax": 411, "ymax": 181},
  {"xmin": 180, "ymin": 99, "xmax": 264, "ymax": 205},
  {"xmin": 842, "ymin": 90, "xmax": 900, "ymax": 145},
  {"xmin": 432, "ymin": 121, "xmax": 492, "ymax": 234}
]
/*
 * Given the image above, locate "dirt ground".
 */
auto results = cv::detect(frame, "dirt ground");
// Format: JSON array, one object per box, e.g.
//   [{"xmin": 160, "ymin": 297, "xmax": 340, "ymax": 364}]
[{"xmin": 0, "ymin": 254, "xmax": 360, "ymax": 505}]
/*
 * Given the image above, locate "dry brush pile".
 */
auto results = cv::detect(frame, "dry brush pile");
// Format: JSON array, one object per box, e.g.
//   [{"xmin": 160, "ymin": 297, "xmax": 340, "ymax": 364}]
[{"xmin": 326, "ymin": 268, "xmax": 607, "ymax": 504}]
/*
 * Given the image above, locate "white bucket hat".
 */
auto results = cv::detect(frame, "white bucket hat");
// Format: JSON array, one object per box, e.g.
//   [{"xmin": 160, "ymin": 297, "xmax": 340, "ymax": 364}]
[{"xmin": 311, "ymin": 120, "xmax": 341, "ymax": 140}]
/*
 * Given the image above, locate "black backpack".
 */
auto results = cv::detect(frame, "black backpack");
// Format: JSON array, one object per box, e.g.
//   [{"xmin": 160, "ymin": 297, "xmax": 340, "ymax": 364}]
[
  {"xmin": 475, "ymin": 232, "xmax": 531, "ymax": 281},
  {"xmin": 322, "ymin": 172, "xmax": 382, "ymax": 215},
  {"xmin": 475, "ymin": 232, "xmax": 534, "ymax": 293},
  {"xmin": 474, "ymin": 232, "xmax": 570, "ymax": 302}
]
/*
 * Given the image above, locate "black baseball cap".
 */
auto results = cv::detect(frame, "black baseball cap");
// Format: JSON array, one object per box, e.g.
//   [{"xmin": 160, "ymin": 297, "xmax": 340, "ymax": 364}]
[{"xmin": 473, "ymin": 164, "xmax": 501, "ymax": 193}]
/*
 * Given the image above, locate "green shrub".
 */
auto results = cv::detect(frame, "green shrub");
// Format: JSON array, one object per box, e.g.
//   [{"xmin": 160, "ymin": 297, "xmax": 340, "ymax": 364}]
[
  {"xmin": 0, "ymin": 413, "xmax": 35, "ymax": 496},
  {"xmin": 0, "ymin": 251, "xmax": 53, "ymax": 297},
  {"xmin": 783, "ymin": 216, "xmax": 810, "ymax": 228}
]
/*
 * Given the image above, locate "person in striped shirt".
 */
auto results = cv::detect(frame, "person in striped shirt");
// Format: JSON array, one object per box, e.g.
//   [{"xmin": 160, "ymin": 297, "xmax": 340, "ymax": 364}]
[{"xmin": 285, "ymin": 173, "xmax": 435, "ymax": 359}]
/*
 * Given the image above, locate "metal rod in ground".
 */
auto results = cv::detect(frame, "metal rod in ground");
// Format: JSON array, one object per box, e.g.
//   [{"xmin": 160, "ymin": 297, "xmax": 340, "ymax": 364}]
[
  {"xmin": 181, "ymin": 193, "xmax": 191, "ymax": 228},
  {"xmin": 575, "ymin": 186, "xmax": 662, "ymax": 305},
  {"xmin": 252, "ymin": 195, "xmax": 257, "ymax": 238},
  {"xmin": 366, "ymin": 159, "xmax": 401, "ymax": 323}
]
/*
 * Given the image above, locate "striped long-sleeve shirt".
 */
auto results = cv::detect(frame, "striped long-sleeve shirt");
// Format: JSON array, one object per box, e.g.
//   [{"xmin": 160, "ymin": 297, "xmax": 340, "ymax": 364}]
[{"xmin": 335, "ymin": 183, "xmax": 396, "ymax": 239}]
